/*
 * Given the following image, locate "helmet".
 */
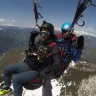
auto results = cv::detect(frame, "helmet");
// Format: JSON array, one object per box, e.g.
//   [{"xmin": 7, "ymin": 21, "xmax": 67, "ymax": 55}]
[
  {"xmin": 40, "ymin": 21, "xmax": 54, "ymax": 35},
  {"xmin": 61, "ymin": 22, "xmax": 73, "ymax": 33}
]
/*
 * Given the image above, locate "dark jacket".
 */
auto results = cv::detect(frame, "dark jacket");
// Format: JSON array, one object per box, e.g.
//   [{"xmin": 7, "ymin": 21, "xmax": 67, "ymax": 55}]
[{"xmin": 25, "ymin": 35, "xmax": 63, "ymax": 76}]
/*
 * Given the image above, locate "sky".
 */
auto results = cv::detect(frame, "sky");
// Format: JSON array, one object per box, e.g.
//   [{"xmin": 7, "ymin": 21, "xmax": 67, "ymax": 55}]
[{"xmin": 0, "ymin": 0, "xmax": 96, "ymax": 35}]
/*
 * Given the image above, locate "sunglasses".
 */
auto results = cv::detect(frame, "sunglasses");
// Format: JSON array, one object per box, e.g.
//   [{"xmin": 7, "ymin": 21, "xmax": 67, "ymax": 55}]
[
  {"xmin": 40, "ymin": 31, "xmax": 50, "ymax": 36},
  {"xmin": 62, "ymin": 30, "xmax": 70, "ymax": 33}
]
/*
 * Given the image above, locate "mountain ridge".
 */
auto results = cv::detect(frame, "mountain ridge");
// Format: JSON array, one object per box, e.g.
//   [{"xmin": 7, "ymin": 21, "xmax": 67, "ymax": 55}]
[{"xmin": 0, "ymin": 26, "xmax": 96, "ymax": 62}]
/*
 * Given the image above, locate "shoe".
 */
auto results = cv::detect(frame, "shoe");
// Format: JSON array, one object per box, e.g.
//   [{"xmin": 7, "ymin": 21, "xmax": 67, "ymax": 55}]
[{"xmin": 0, "ymin": 87, "xmax": 12, "ymax": 95}]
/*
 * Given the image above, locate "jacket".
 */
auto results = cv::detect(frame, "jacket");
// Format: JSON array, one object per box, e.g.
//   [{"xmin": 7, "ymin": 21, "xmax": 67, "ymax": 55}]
[
  {"xmin": 25, "ymin": 36, "xmax": 63, "ymax": 76},
  {"xmin": 56, "ymin": 33, "xmax": 82, "ymax": 67}
]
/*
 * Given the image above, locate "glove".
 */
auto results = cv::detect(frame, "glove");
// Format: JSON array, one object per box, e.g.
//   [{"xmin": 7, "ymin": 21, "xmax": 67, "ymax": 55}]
[
  {"xmin": 41, "ymin": 66, "xmax": 56, "ymax": 78},
  {"xmin": 30, "ymin": 31, "xmax": 39, "ymax": 37},
  {"xmin": 76, "ymin": 35, "xmax": 84, "ymax": 49},
  {"xmin": 28, "ymin": 31, "xmax": 39, "ymax": 50}
]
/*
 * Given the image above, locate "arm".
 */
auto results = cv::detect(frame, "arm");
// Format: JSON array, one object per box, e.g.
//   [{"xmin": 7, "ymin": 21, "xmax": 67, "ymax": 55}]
[
  {"xmin": 72, "ymin": 35, "xmax": 84, "ymax": 62},
  {"xmin": 72, "ymin": 49, "xmax": 82, "ymax": 62},
  {"xmin": 51, "ymin": 45, "xmax": 62, "ymax": 73},
  {"xmin": 28, "ymin": 31, "xmax": 39, "ymax": 51}
]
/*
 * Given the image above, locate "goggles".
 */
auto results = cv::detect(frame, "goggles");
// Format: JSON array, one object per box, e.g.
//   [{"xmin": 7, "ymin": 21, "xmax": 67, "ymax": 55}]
[{"xmin": 40, "ymin": 31, "xmax": 50, "ymax": 36}]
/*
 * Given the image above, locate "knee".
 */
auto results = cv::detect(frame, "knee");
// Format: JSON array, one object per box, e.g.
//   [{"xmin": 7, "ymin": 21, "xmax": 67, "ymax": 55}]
[
  {"xmin": 4, "ymin": 66, "xmax": 10, "ymax": 74},
  {"xmin": 13, "ymin": 75, "xmax": 20, "ymax": 84},
  {"xmin": 13, "ymin": 74, "xmax": 25, "ymax": 84},
  {"xmin": 13, "ymin": 75, "xmax": 22, "ymax": 88}
]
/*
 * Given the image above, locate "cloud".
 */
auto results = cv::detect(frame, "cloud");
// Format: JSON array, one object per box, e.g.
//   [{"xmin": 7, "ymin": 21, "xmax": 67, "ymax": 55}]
[
  {"xmin": 0, "ymin": 19, "xmax": 16, "ymax": 23},
  {"xmin": 0, "ymin": 19, "xmax": 6, "ymax": 22},
  {"xmin": 12, "ymin": 20, "xmax": 16, "ymax": 22},
  {"xmin": 87, "ymin": 28, "xmax": 95, "ymax": 32},
  {"xmin": 7, "ymin": 20, "xmax": 16, "ymax": 22},
  {"xmin": 3, "ymin": 24, "xmax": 16, "ymax": 26},
  {"xmin": 7, "ymin": 20, "xmax": 11, "ymax": 22}
]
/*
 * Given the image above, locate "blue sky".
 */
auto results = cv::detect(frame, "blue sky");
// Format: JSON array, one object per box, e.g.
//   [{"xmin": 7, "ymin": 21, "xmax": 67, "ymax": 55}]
[{"xmin": 0, "ymin": 0, "xmax": 96, "ymax": 35}]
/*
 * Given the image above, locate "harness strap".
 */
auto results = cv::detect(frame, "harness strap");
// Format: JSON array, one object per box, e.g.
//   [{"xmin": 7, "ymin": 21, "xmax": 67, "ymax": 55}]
[{"xmin": 48, "ymin": 42, "xmax": 56, "ymax": 48}]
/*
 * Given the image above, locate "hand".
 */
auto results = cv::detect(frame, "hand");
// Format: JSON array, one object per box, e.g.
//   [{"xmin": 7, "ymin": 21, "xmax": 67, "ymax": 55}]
[
  {"xmin": 41, "ymin": 66, "xmax": 56, "ymax": 77},
  {"xmin": 25, "ymin": 50, "xmax": 29, "ymax": 55},
  {"xmin": 77, "ymin": 35, "xmax": 84, "ymax": 49},
  {"xmin": 30, "ymin": 31, "xmax": 39, "ymax": 37},
  {"xmin": 28, "ymin": 31, "xmax": 39, "ymax": 50}
]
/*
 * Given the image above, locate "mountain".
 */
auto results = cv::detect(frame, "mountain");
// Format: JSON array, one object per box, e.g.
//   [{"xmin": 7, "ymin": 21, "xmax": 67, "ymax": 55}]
[
  {"xmin": 0, "ymin": 25, "xmax": 96, "ymax": 62},
  {"xmin": 0, "ymin": 26, "xmax": 96, "ymax": 96},
  {"xmin": 0, "ymin": 26, "xmax": 33, "ymax": 55},
  {"xmin": 1, "ymin": 59, "xmax": 96, "ymax": 96},
  {"xmin": 0, "ymin": 25, "xmax": 20, "ymax": 30}
]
